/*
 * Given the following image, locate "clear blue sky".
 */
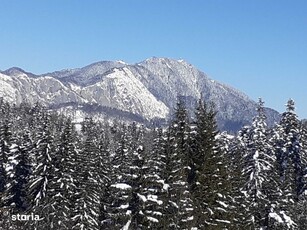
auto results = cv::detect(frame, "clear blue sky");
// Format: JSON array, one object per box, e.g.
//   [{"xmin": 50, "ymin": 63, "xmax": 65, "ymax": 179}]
[{"xmin": 0, "ymin": 0, "xmax": 306, "ymax": 118}]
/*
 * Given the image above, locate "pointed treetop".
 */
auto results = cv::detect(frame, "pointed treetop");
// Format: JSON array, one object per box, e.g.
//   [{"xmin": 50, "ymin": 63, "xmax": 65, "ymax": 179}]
[
  {"xmin": 175, "ymin": 95, "xmax": 188, "ymax": 116},
  {"xmin": 286, "ymin": 99, "xmax": 295, "ymax": 112},
  {"xmin": 256, "ymin": 98, "xmax": 264, "ymax": 112},
  {"xmin": 257, "ymin": 98, "xmax": 264, "ymax": 107},
  {"xmin": 256, "ymin": 98, "xmax": 266, "ymax": 120}
]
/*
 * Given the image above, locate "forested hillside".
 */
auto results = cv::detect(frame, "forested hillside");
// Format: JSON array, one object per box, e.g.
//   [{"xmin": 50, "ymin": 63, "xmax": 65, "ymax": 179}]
[{"xmin": 0, "ymin": 97, "xmax": 306, "ymax": 229}]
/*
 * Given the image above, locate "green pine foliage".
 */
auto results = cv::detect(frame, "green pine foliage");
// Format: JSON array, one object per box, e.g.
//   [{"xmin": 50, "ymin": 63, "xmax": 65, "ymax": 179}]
[
  {"xmin": 50, "ymin": 119, "xmax": 78, "ymax": 229},
  {"xmin": 3, "ymin": 131, "xmax": 32, "ymax": 213},
  {"xmin": 0, "ymin": 120, "xmax": 12, "ymax": 195},
  {"xmin": 0, "ymin": 98, "xmax": 306, "ymax": 229},
  {"xmin": 238, "ymin": 99, "xmax": 277, "ymax": 229},
  {"xmin": 26, "ymin": 113, "xmax": 59, "ymax": 229},
  {"xmin": 191, "ymin": 99, "xmax": 231, "ymax": 229},
  {"xmin": 141, "ymin": 128, "xmax": 168, "ymax": 228},
  {"xmin": 72, "ymin": 118, "xmax": 101, "ymax": 230},
  {"xmin": 166, "ymin": 98, "xmax": 195, "ymax": 229}
]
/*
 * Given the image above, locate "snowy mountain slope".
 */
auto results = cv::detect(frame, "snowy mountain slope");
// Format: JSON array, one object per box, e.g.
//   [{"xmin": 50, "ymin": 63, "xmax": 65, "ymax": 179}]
[
  {"xmin": 0, "ymin": 72, "xmax": 85, "ymax": 106},
  {"xmin": 0, "ymin": 73, "xmax": 18, "ymax": 104},
  {"xmin": 126, "ymin": 57, "xmax": 279, "ymax": 129},
  {"xmin": 79, "ymin": 67, "xmax": 169, "ymax": 119},
  {"xmin": 0, "ymin": 58, "xmax": 280, "ymax": 131},
  {"xmin": 45, "ymin": 61, "xmax": 127, "ymax": 86}
]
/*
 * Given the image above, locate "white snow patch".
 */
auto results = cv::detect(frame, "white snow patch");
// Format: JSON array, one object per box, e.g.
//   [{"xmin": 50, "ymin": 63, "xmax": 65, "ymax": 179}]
[
  {"xmin": 126, "ymin": 210, "xmax": 131, "ymax": 215},
  {"xmin": 170, "ymin": 201, "xmax": 179, "ymax": 209},
  {"xmin": 121, "ymin": 220, "xmax": 131, "ymax": 230},
  {"xmin": 269, "ymin": 212, "xmax": 283, "ymax": 223},
  {"xmin": 280, "ymin": 211, "xmax": 296, "ymax": 228},
  {"xmin": 69, "ymin": 83, "xmax": 81, "ymax": 92},
  {"xmin": 147, "ymin": 195, "xmax": 163, "ymax": 205},
  {"xmin": 217, "ymin": 200, "xmax": 228, "ymax": 208},
  {"xmin": 116, "ymin": 60, "xmax": 127, "ymax": 65},
  {"xmin": 137, "ymin": 193, "xmax": 147, "ymax": 202},
  {"xmin": 216, "ymin": 219, "xmax": 231, "ymax": 224},
  {"xmin": 147, "ymin": 216, "xmax": 159, "ymax": 223},
  {"xmin": 119, "ymin": 204, "xmax": 129, "ymax": 209},
  {"xmin": 163, "ymin": 183, "xmax": 170, "ymax": 191},
  {"xmin": 111, "ymin": 183, "xmax": 131, "ymax": 190},
  {"xmin": 187, "ymin": 216, "xmax": 194, "ymax": 221}
]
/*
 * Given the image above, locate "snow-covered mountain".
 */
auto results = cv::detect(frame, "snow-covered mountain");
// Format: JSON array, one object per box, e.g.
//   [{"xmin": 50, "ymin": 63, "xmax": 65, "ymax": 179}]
[{"xmin": 0, "ymin": 57, "xmax": 280, "ymax": 131}]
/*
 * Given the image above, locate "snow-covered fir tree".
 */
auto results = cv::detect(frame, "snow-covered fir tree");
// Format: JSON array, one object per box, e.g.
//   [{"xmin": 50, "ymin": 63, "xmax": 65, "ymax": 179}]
[
  {"xmin": 2, "ymin": 130, "xmax": 32, "ymax": 214},
  {"xmin": 276, "ymin": 100, "xmax": 305, "ymax": 197},
  {"xmin": 166, "ymin": 98, "xmax": 195, "ymax": 229},
  {"xmin": 105, "ymin": 123, "xmax": 133, "ymax": 228},
  {"xmin": 238, "ymin": 98, "xmax": 278, "ymax": 229},
  {"xmin": 49, "ymin": 118, "xmax": 79, "ymax": 229},
  {"xmin": 26, "ymin": 112, "xmax": 58, "ymax": 229},
  {"xmin": 72, "ymin": 118, "xmax": 101, "ymax": 230},
  {"xmin": 140, "ymin": 128, "xmax": 168, "ymax": 228},
  {"xmin": 0, "ymin": 100, "xmax": 14, "ymax": 202},
  {"xmin": 270, "ymin": 99, "xmax": 305, "ymax": 229},
  {"xmin": 97, "ymin": 122, "xmax": 112, "ymax": 229},
  {"xmin": 0, "ymin": 120, "xmax": 12, "ymax": 199},
  {"xmin": 191, "ymin": 98, "xmax": 231, "ymax": 229}
]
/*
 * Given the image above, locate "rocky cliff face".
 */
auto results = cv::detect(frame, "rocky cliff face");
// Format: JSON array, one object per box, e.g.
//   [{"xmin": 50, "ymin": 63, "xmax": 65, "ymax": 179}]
[{"xmin": 0, "ymin": 57, "xmax": 280, "ymax": 131}]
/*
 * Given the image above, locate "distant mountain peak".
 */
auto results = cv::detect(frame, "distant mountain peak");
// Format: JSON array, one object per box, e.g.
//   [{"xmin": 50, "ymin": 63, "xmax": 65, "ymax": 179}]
[
  {"xmin": 140, "ymin": 57, "xmax": 194, "ymax": 71},
  {"xmin": 3, "ymin": 67, "xmax": 26, "ymax": 75},
  {"xmin": 143, "ymin": 56, "xmax": 180, "ymax": 63},
  {"xmin": 85, "ymin": 60, "xmax": 124, "ymax": 68},
  {"xmin": 116, "ymin": 60, "xmax": 128, "ymax": 65},
  {"xmin": 2, "ymin": 67, "xmax": 36, "ymax": 78}
]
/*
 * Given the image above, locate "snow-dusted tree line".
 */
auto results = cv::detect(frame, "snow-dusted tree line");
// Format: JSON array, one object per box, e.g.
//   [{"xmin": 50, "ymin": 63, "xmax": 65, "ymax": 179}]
[{"xmin": 0, "ymin": 97, "xmax": 306, "ymax": 230}]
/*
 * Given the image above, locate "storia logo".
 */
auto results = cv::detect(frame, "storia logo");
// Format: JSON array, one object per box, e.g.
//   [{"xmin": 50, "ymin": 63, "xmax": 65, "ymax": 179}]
[{"xmin": 11, "ymin": 213, "xmax": 41, "ymax": 221}]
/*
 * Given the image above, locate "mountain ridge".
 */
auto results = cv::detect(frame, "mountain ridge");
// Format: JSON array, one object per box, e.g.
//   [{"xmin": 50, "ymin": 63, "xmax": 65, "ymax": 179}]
[{"xmin": 0, "ymin": 57, "xmax": 280, "ymax": 131}]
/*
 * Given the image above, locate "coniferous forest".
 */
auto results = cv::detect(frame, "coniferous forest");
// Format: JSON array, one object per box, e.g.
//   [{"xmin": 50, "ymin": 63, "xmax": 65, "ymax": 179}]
[{"xmin": 0, "ymin": 97, "xmax": 306, "ymax": 230}]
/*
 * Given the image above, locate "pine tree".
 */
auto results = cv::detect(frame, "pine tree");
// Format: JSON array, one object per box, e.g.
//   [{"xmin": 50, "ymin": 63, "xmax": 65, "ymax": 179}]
[
  {"xmin": 129, "ymin": 144, "xmax": 146, "ymax": 229},
  {"xmin": 277, "ymin": 100, "xmax": 304, "ymax": 197},
  {"xmin": 141, "ymin": 128, "xmax": 168, "ymax": 228},
  {"xmin": 0, "ymin": 102, "xmax": 33, "ymax": 229},
  {"xmin": 0, "ymin": 120, "xmax": 12, "ymax": 200},
  {"xmin": 106, "ymin": 123, "xmax": 149, "ymax": 229},
  {"xmin": 226, "ymin": 132, "xmax": 247, "ymax": 229},
  {"xmin": 46, "ymin": 118, "xmax": 79, "ymax": 229},
  {"xmin": 106, "ymin": 123, "xmax": 133, "ymax": 228},
  {"xmin": 167, "ymin": 98, "xmax": 194, "ymax": 229},
  {"xmin": 299, "ymin": 121, "xmax": 307, "ymax": 197},
  {"xmin": 159, "ymin": 126, "xmax": 176, "ymax": 229},
  {"xmin": 27, "ymin": 112, "xmax": 58, "ymax": 227},
  {"xmin": 270, "ymin": 99, "xmax": 303, "ymax": 229},
  {"xmin": 239, "ymin": 98, "xmax": 277, "ymax": 229},
  {"xmin": 3, "ymin": 130, "xmax": 32, "ymax": 213},
  {"xmin": 191, "ymin": 99, "xmax": 230, "ymax": 229},
  {"xmin": 26, "ymin": 112, "xmax": 58, "ymax": 229},
  {"xmin": 97, "ymin": 122, "xmax": 112, "ymax": 229},
  {"xmin": 0, "ymin": 118, "xmax": 16, "ymax": 229},
  {"xmin": 72, "ymin": 118, "xmax": 101, "ymax": 230}
]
